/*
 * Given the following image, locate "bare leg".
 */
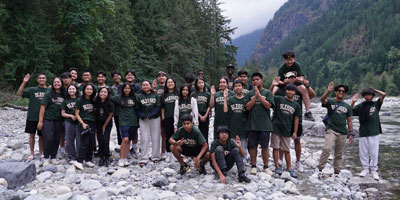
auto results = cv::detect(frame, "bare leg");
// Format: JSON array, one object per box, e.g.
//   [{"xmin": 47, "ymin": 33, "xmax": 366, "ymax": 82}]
[
  {"xmin": 249, "ymin": 146, "xmax": 258, "ymax": 165},
  {"xmin": 285, "ymin": 151, "xmax": 291, "ymax": 170},
  {"xmin": 261, "ymin": 147, "xmax": 270, "ymax": 167},
  {"xmin": 121, "ymin": 138, "xmax": 130, "ymax": 159},
  {"xmin": 170, "ymin": 145, "xmax": 185, "ymax": 166},
  {"xmin": 38, "ymin": 136, "xmax": 43, "ymax": 156},
  {"xmin": 294, "ymin": 139, "xmax": 301, "ymax": 161},
  {"xmin": 273, "ymin": 149, "xmax": 279, "ymax": 168},
  {"xmin": 29, "ymin": 134, "xmax": 35, "ymax": 156},
  {"xmin": 200, "ymin": 152, "xmax": 210, "ymax": 166},
  {"xmin": 279, "ymin": 149, "xmax": 284, "ymax": 160},
  {"xmin": 297, "ymin": 85, "xmax": 310, "ymax": 112}
]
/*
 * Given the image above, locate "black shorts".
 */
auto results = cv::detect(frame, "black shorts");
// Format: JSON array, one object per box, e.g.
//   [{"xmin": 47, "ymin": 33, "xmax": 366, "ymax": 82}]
[
  {"xmin": 25, "ymin": 121, "xmax": 42, "ymax": 136},
  {"xmin": 181, "ymin": 145, "xmax": 204, "ymax": 157},
  {"xmin": 120, "ymin": 126, "xmax": 138, "ymax": 140},
  {"xmin": 247, "ymin": 131, "xmax": 270, "ymax": 148}
]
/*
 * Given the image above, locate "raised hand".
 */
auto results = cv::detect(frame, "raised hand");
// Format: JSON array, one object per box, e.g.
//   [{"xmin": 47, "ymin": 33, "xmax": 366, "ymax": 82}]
[
  {"xmin": 152, "ymin": 79, "xmax": 157, "ymax": 90},
  {"xmin": 272, "ymin": 77, "xmax": 280, "ymax": 86},
  {"xmin": 352, "ymin": 93, "xmax": 359, "ymax": 103},
  {"xmin": 235, "ymin": 135, "xmax": 241, "ymax": 148},
  {"xmin": 210, "ymin": 85, "xmax": 216, "ymax": 95},
  {"xmin": 328, "ymin": 81, "xmax": 334, "ymax": 92},
  {"xmin": 223, "ymin": 89, "xmax": 228, "ymax": 98},
  {"xmin": 23, "ymin": 74, "xmax": 31, "ymax": 84}
]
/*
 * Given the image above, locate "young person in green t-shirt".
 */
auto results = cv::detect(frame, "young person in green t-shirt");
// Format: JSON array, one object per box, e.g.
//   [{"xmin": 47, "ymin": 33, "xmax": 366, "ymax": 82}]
[
  {"xmin": 78, "ymin": 71, "xmax": 97, "ymax": 95},
  {"xmin": 173, "ymin": 84, "xmax": 199, "ymax": 131},
  {"xmin": 197, "ymin": 69, "xmax": 211, "ymax": 92},
  {"xmin": 223, "ymin": 80, "xmax": 248, "ymax": 161},
  {"xmin": 210, "ymin": 77, "xmax": 235, "ymax": 140},
  {"xmin": 69, "ymin": 67, "xmax": 79, "ymax": 86},
  {"xmin": 318, "ymin": 81, "xmax": 353, "ymax": 176},
  {"xmin": 226, "ymin": 64, "xmax": 236, "ymax": 89},
  {"xmin": 17, "ymin": 73, "xmax": 49, "ymax": 161},
  {"xmin": 112, "ymin": 83, "xmax": 139, "ymax": 167},
  {"xmin": 272, "ymin": 52, "xmax": 314, "ymax": 121},
  {"xmin": 210, "ymin": 126, "xmax": 251, "ymax": 183},
  {"xmin": 170, "ymin": 114, "xmax": 210, "ymax": 175},
  {"xmin": 161, "ymin": 78, "xmax": 179, "ymax": 163},
  {"xmin": 193, "ymin": 77, "xmax": 211, "ymax": 142},
  {"xmin": 37, "ymin": 77, "xmax": 65, "ymax": 161},
  {"xmin": 237, "ymin": 69, "xmax": 253, "ymax": 95},
  {"xmin": 60, "ymin": 72, "xmax": 74, "ymax": 157},
  {"xmin": 271, "ymin": 84, "xmax": 301, "ymax": 178},
  {"xmin": 245, "ymin": 72, "xmax": 275, "ymax": 175},
  {"xmin": 152, "ymin": 71, "xmax": 167, "ymax": 157},
  {"xmin": 74, "ymin": 83, "xmax": 97, "ymax": 169},
  {"xmin": 351, "ymin": 88, "xmax": 386, "ymax": 180},
  {"xmin": 61, "ymin": 84, "xmax": 80, "ymax": 162},
  {"xmin": 136, "ymin": 80, "xmax": 161, "ymax": 166},
  {"xmin": 94, "ymin": 87, "xmax": 114, "ymax": 167},
  {"xmin": 111, "ymin": 70, "xmax": 123, "ymax": 148}
]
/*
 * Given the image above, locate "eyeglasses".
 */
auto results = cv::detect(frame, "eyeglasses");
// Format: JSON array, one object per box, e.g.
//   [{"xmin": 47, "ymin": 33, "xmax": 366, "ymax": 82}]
[
  {"xmin": 288, "ymin": 76, "xmax": 296, "ymax": 79},
  {"xmin": 337, "ymin": 90, "xmax": 346, "ymax": 93}
]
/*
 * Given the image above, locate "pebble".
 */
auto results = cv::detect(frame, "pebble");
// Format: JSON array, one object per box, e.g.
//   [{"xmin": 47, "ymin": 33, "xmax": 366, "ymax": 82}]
[
  {"xmin": 0, "ymin": 178, "xmax": 7, "ymax": 188},
  {"xmin": 55, "ymin": 185, "xmax": 71, "ymax": 195},
  {"xmin": 81, "ymin": 180, "xmax": 102, "ymax": 191},
  {"xmin": 36, "ymin": 171, "xmax": 53, "ymax": 182},
  {"xmin": 111, "ymin": 168, "xmax": 130, "ymax": 178},
  {"xmin": 281, "ymin": 171, "xmax": 291, "ymax": 179},
  {"xmin": 243, "ymin": 192, "xmax": 257, "ymax": 200},
  {"xmin": 43, "ymin": 165, "xmax": 58, "ymax": 173}
]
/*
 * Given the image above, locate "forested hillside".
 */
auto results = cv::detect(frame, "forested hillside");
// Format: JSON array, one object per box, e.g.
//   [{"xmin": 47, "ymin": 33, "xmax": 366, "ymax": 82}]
[
  {"xmin": 246, "ymin": 0, "xmax": 400, "ymax": 95},
  {"xmin": 232, "ymin": 28, "xmax": 263, "ymax": 67},
  {"xmin": 0, "ymin": 0, "xmax": 236, "ymax": 88}
]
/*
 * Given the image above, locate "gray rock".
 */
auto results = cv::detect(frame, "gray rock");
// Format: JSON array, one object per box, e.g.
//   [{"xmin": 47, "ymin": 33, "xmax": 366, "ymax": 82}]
[
  {"xmin": 74, "ymin": 195, "xmax": 90, "ymax": 200},
  {"xmin": 92, "ymin": 189, "xmax": 108, "ymax": 200},
  {"xmin": 10, "ymin": 152, "xmax": 23, "ymax": 161},
  {"xmin": 37, "ymin": 171, "xmax": 53, "ymax": 182},
  {"xmin": 348, "ymin": 177, "xmax": 389, "ymax": 190},
  {"xmin": 57, "ymin": 192, "xmax": 73, "ymax": 200},
  {"xmin": 0, "ymin": 162, "xmax": 36, "ymax": 189},
  {"xmin": 81, "ymin": 180, "xmax": 102, "ymax": 191},
  {"xmin": 281, "ymin": 181, "xmax": 299, "ymax": 194},
  {"xmin": 16, "ymin": 189, "xmax": 28, "ymax": 199},
  {"xmin": 339, "ymin": 169, "xmax": 352, "ymax": 179},
  {"xmin": 161, "ymin": 168, "xmax": 176, "ymax": 177},
  {"xmin": 111, "ymin": 168, "xmax": 130, "ymax": 179},
  {"xmin": 56, "ymin": 185, "xmax": 71, "ymax": 195},
  {"xmin": 243, "ymin": 192, "xmax": 256, "ymax": 200},
  {"xmin": 138, "ymin": 189, "xmax": 159, "ymax": 200},
  {"xmin": 273, "ymin": 179, "xmax": 285, "ymax": 189},
  {"xmin": 43, "ymin": 164, "xmax": 58, "ymax": 173},
  {"xmin": 152, "ymin": 177, "xmax": 169, "ymax": 187},
  {"xmin": 158, "ymin": 191, "xmax": 176, "ymax": 199},
  {"xmin": 328, "ymin": 191, "xmax": 341, "ymax": 198},
  {"xmin": 25, "ymin": 194, "xmax": 46, "ymax": 200},
  {"xmin": 0, "ymin": 185, "xmax": 17, "ymax": 200},
  {"xmin": 304, "ymin": 157, "xmax": 318, "ymax": 168},
  {"xmin": 365, "ymin": 187, "xmax": 380, "ymax": 199},
  {"xmin": 281, "ymin": 171, "xmax": 291, "ymax": 179},
  {"xmin": 7, "ymin": 140, "xmax": 23, "ymax": 150},
  {"xmin": 0, "ymin": 178, "xmax": 7, "ymax": 188}
]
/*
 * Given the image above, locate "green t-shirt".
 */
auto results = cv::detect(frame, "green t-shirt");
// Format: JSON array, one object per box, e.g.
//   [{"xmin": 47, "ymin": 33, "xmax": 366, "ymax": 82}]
[
  {"xmin": 228, "ymin": 77, "xmax": 236, "ymax": 89},
  {"xmin": 352, "ymin": 100, "xmax": 382, "ymax": 137},
  {"xmin": 242, "ymin": 83, "xmax": 253, "ymax": 95},
  {"xmin": 227, "ymin": 96, "xmax": 247, "ymax": 139},
  {"xmin": 196, "ymin": 91, "xmax": 210, "ymax": 114},
  {"xmin": 61, "ymin": 97, "xmax": 79, "ymax": 123},
  {"xmin": 210, "ymin": 139, "xmax": 236, "ymax": 153},
  {"xmin": 171, "ymin": 126, "xmax": 206, "ymax": 148},
  {"xmin": 276, "ymin": 87, "xmax": 303, "ymax": 125},
  {"xmin": 161, "ymin": 92, "xmax": 179, "ymax": 119},
  {"xmin": 177, "ymin": 98, "xmax": 193, "ymax": 128},
  {"xmin": 112, "ymin": 95, "xmax": 138, "ymax": 127},
  {"xmin": 245, "ymin": 88, "xmax": 275, "ymax": 132},
  {"xmin": 78, "ymin": 83, "xmax": 98, "ymax": 96},
  {"xmin": 22, "ymin": 87, "xmax": 49, "ymax": 121},
  {"xmin": 322, "ymin": 99, "xmax": 352, "ymax": 135},
  {"xmin": 136, "ymin": 91, "xmax": 160, "ymax": 118},
  {"xmin": 214, "ymin": 90, "xmax": 235, "ymax": 129},
  {"xmin": 155, "ymin": 84, "xmax": 165, "ymax": 97},
  {"xmin": 41, "ymin": 92, "xmax": 64, "ymax": 121},
  {"xmin": 272, "ymin": 96, "xmax": 301, "ymax": 137},
  {"xmin": 278, "ymin": 61, "xmax": 303, "ymax": 81},
  {"xmin": 205, "ymin": 82, "xmax": 211, "ymax": 93},
  {"xmin": 75, "ymin": 98, "xmax": 95, "ymax": 122}
]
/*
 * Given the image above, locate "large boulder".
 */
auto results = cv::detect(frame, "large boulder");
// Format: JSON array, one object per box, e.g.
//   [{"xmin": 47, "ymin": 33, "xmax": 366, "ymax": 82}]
[
  {"xmin": 303, "ymin": 121, "xmax": 326, "ymax": 137},
  {"xmin": 0, "ymin": 162, "xmax": 36, "ymax": 189}
]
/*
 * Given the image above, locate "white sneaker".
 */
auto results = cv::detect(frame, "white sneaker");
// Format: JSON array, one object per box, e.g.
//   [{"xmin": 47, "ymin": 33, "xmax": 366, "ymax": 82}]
[
  {"xmin": 372, "ymin": 172, "xmax": 380, "ymax": 181},
  {"xmin": 161, "ymin": 153, "xmax": 166, "ymax": 160},
  {"xmin": 359, "ymin": 169, "xmax": 369, "ymax": 177},
  {"xmin": 118, "ymin": 159, "xmax": 125, "ymax": 167},
  {"xmin": 124, "ymin": 159, "xmax": 129, "ymax": 166},
  {"xmin": 85, "ymin": 161, "xmax": 95, "ymax": 168},
  {"xmin": 165, "ymin": 153, "xmax": 171, "ymax": 163},
  {"xmin": 263, "ymin": 168, "xmax": 273, "ymax": 175},
  {"xmin": 296, "ymin": 161, "xmax": 304, "ymax": 172},
  {"xmin": 250, "ymin": 167, "xmax": 257, "ymax": 175},
  {"xmin": 73, "ymin": 161, "xmax": 84, "ymax": 170}
]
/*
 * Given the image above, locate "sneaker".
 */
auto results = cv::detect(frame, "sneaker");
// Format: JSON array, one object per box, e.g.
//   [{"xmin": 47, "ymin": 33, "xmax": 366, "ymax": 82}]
[
  {"xmin": 85, "ymin": 161, "xmax": 95, "ymax": 168},
  {"xmin": 372, "ymin": 172, "xmax": 380, "ymax": 181},
  {"xmin": 179, "ymin": 164, "xmax": 190, "ymax": 175},
  {"xmin": 26, "ymin": 155, "xmax": 34, "ymax": 162},
  {"xmin": 124, "ymin": 159, "xmax": 129, "ymax": 166},
  {"xmin": 161, "ymin": 153, "xmax": 166, "ymax": 160},
  {"xmin": 296, "ymin": 161, "xmax": 304, "ymax": 172},
  {"xmin": 275, "ymin": 167, "xmax": 283, "ymax": 175},
  {"xmin": 288, "ymin": 169, "xmax": 297, "ymax": 178},
  {"xmin": 238, "ymin": 173, "xmax": 251, "ymax": 183},
  {"xmin": 263, "ymin": 168, "xmax": 273, "ymax": 175},
  {"xmin": 130, "ymin": 148, "xmax": 137, "ymax": 159},
  {"xmin": 118, "ymin": 159, "xmax": 125, "ymax": 167},
  {"xmin": 304, "ymin": 112, "xmax": 315, "ymax": 121},
  {"xmin": 250, "ymin": 167, "xmax": 257, "ymax": 175},
  {"xmin": 359, "ymin": 169, "xmax": 369, "ymax": 177},
  {"xmin": 198, "ymin": 166, "xmax": 207, "ymax": 175},
  {"xmin": 73, "ymin": 161, "xmax": 84, "ymax": 170},
  {"xmin": 165, "ymin": 153, "xmax": 171, "ymax": 163}
]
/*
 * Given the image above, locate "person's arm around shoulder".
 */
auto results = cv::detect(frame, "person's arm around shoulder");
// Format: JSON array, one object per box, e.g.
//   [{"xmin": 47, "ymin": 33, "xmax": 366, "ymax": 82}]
[
  {"xmin": 17, "ymin": 74, "xmax": 30, "ymax": 96},
  {"xmin": 321, "ymin": 81, "xmax": 334, "ymax": 105}
]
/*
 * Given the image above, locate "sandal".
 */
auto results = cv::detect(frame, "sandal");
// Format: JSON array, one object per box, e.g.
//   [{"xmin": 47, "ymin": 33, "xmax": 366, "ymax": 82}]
[{"xmin": 27, "ymin": 155, "xmax": 34, "ymax": 162}]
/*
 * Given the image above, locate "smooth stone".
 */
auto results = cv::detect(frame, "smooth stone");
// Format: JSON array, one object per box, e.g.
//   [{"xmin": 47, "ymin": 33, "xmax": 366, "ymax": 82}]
[
  {"xmin": 243, "ymin": 192, "xmax": 257, "ymax": 200},
  {"xmin": 10, "ymin": 153, "xmax": 23, "ymax": 161},
  {"xmin": 81, "ymin": 180, "xmax": 102, "ymax": 191},
  {"xmin": 37, "ymin": 171, "xmax": 53, "ymax": 182},
  {"xmin": 305, "ymin": 157, "xmax": 318, "ymax": 168},
  {"xmin": 158, "ymin": 191, "xmax": 176, "ymax": 199},
  {"xmin": 43, "ymin": 165, "xmax": 58, "ymax": 173},
  {"xmin": 92, "ymin": 189, "xmax": 108, "ymax": 200},
  {"xmin": 281, "ymin": 181, "xmax": 299, "ymax": 194},
  {"xmin": 7, "ymin": 140, "xmax": 23, "ymax": 150},
  {"xmin": 25, "ymin": 194, "xmax": 46, "ymax": 200},
  {"xmin": 161, "ymin": 168, "xmax": 176, "ymax": 177},
  {"xmin": 66, "ymin": 165, "xmax": 76, "ymax": 174},
  {"xmin": 0, "ymin": 185, "xmax": 16, "ymax": 200},
  {"xmin": 244, "ymin": 182, "xmax": 259, "ymax": 193},
  {"xmin": 0, "ymin": 162, "xmax": 36, "ymax": 189},
  {"xmin": 57, "ymin": 192, "xmax": 73, "ymax": 200},
  {"xmin": 0, "ymin": 178, "xmax": 7, "ymax": 188},
  {"xmin": 321, "ymin": 168, "xmax": 334, "ymax": 175},
  {"xmin": 348, "ymin": 177, "xmax": 389, "ymax": 190},
  {"xmin": 365, "ymin": 187, "xmax": 380, "ymax": 199},
  {"xmin": 139, "ymin": 189, "xmax": 159, "ymax": 200},
  {"xmin": 339, "ymin": 169, "xmax": 352, "ymax": 179},
  {"xmin": 281, "ymin": 171, "xmax": 291, "ymax": 179},
  {"xmin": 111, "ymin": 168, "xmax": 130, "ymax": 178},
  {"xmin": 152, "ymin": 177, "xmax": 169, "ymax": 187},
  {"xmin": 258, "ymin": 173, "xmax": 271, "ymax": 181},
  {"xmin": 75, "ymin": 194, "xmax": 90, "ymax": 200},
  {"xmin": 56, "ymin": 185, "xmax": 71, "ymax": 195},
  {"xmin": 273, "ymin": 179, "xmax": 285, "ymax": 189},
  {"xmin": 328, "ymin": 191, "xmax": 341, "ymax": 198}
]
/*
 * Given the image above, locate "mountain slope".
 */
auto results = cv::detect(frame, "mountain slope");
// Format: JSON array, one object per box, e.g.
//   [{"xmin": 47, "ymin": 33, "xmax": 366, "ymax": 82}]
[{"xmin": 232, "ymin": 28, "xmax": 263, "ymax": 67}]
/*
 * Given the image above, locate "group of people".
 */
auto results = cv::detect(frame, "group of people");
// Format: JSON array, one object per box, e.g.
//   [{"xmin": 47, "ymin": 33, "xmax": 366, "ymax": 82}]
[{"xmin": 17, "ymin": 51, "xmax": 385, "ymax": 183}]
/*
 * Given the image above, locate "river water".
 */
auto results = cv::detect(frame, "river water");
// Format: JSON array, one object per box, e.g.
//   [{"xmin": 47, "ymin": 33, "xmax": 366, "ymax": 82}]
[{"xmin": 306, "ymin": 97, "xmax": 400, "ymax": 198}]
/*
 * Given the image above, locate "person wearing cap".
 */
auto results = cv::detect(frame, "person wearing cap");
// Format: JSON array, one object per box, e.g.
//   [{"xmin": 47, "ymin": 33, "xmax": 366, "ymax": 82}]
[
  {"xmin": 245, "ymin": 72, "xmax": 275, "ymax": 175},
  {"xmin": 237, "ymin": 69, "xmax": 253, "ymax": 95},
  {"xmin": 273, "ymin": 52, "xmax": 315, "ymax": 121},
  {"xmin": 210, "ymin": 126, "xmax": 251, "ymax": 183},
  {"xmin": 317, "ymin": 81, "xmax": 353, "ymax": 177},
  {"xmin": 351, "ymin": 88, "xmax": 386, "ymax": 180},
  {"xmin": 271, "ymin": 84, "xmax": 301, "ymax": 178},
  {"xmin": 226, "ymin": 64, "xmax": 236, "ymax": 89}
]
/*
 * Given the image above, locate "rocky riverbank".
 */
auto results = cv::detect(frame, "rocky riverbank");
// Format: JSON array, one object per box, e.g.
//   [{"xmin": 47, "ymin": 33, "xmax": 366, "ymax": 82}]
[{"xmin": 0, "ymin": 97, "xmax": 399, "ymax": 199}]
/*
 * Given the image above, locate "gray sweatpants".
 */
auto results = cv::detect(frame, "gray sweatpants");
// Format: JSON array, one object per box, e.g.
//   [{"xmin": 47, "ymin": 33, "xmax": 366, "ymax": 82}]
[
  {"xmin": 64, "ymin": 121, "xmax": 81, "ymax": 160},
  {"xmin": 214, "ymin": 145, "xmax": 245, "ymax": 174}
]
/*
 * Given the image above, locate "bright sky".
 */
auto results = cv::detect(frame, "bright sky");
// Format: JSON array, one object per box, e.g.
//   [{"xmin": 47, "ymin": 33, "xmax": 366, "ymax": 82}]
[{"xmin": 219, "ymin": 0, "xmax": 287, "ymax": 39}]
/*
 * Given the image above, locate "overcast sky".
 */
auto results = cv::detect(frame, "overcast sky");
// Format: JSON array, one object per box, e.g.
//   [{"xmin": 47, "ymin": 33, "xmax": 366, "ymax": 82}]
[{"xmin": 219, "ymin": 0, "xmax": 287, "ymax": 39}]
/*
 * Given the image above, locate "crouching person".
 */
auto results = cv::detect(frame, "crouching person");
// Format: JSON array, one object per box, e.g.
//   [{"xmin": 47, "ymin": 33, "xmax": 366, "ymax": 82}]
[
  {"xmin": 211, "ymin": 126, "xmax": 251, "ymax": 183},
  {"xmin": 169, "ymin": 114, "xmax": 210, "ymax": 175}
]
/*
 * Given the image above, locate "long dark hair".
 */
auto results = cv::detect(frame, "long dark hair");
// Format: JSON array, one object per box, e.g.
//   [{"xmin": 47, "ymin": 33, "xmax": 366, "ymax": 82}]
[
  {"xmin": 163, "ymin": 77, "xmax": 179, "ymax": 98},
  {"xmin": 193, "ymin": 77, "xmax": 207, "ymax": 98},
  {"xmin": 120, "ymin": 82, "xmax": 135, "ymax": 107},
  {"xmin": 80, "ymin": 83, "xmax": 96, "ymax": 102},
  {"xmin": 65, "ymin": 84, "xmax": 80, "ymax": 99},
  {"xmin": 50, "ymin": 77, "xmax": 65, "ymax": 99},
  {"xmin": 178, "ymin": 84, "xmax": 191, "ymax": 105},
  {"xmin": 94, "ymin": 87, "xmax": 113, "ymax": 118}
]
